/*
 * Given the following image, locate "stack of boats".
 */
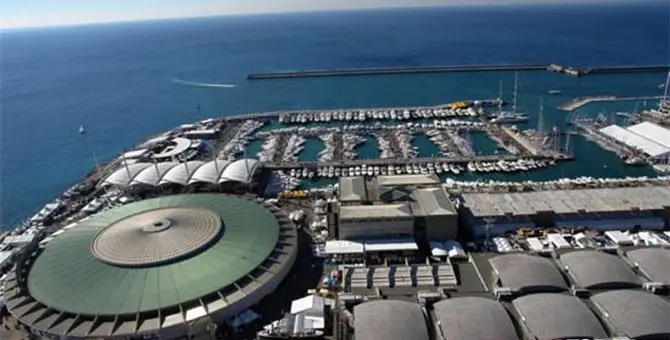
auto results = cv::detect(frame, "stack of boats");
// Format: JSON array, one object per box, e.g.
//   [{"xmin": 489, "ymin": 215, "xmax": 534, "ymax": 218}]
[
  {"xmin": 465, "ymin": 158, "xmax": 548, "ymax": 173},
  {"xmin": 342, "ymin": 134, "xmax": 365, "ymax": 160},
  {"xmin": 258, "ymin": 134, "xmax": 306, "ymax": 163},
  {"xmin": 445, "ymin": 130, "xmax": 476, "ymax": 157},
  {"xmin": 278, "ymin": 106, "xmax": 480, "ymax": 125},
  {"xmin": 318, "ymin": 133, "xmax": 336, "ymax": 162},
  {"xmin": 445, "ymin": 175, "xmax": 670, "ymax": 192},
  {"xmin": 396, "ymin": 131, "xmax": 419, "ymax": 159},
  {"xmin": 218, "ymin": 120, "xmax": 264, "ymax": 159}
]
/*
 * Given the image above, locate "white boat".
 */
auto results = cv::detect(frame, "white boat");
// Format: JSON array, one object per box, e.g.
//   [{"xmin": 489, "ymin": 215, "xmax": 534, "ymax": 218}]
[
  {"xmin": 548, "ymin": 89, "xmax": 562, "ymax": 95},
  {"xmin": 79, "ymin": 124, "xmax": 86, "ymax": 134}
]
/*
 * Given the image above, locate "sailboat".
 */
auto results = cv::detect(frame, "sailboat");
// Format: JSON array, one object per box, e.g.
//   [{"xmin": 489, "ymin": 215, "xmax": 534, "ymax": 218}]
[
  {"xmin": 79, "ymin": 124, "xmax": 86, "ymax": 134},
  {"xmin": 489, "ymin": 71, "xmax": 529, "ymax": 124}
]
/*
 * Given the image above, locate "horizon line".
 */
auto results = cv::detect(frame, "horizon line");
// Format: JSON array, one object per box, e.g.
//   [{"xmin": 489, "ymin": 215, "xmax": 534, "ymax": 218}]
[{"xmin": 1, "ymin": 0, "xmax": 658, "ymax": 31}]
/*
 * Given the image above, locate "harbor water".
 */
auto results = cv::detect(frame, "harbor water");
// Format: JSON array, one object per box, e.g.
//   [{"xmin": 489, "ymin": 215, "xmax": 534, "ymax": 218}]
[{"xmin": 2, "ymin": 1, "xmax": 669, "ymax": 227}]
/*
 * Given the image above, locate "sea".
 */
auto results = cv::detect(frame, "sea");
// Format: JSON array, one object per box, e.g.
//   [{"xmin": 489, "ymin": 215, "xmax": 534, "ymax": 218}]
[{"xmin": 1, "ymin": 1, "xmax": 669, "ymax": 228}]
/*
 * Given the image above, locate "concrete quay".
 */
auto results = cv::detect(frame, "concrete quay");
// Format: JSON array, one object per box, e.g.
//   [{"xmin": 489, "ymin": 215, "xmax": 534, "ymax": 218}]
[
  {"xmin": 559, "ymin": 95, "xmax": 665, "ymax": 111},
  {"xmin": 264, "ymin": 154, "xmax": 569, "ymax": 170},
  {"xmin": 248, "ymin": 64, "xmax": 670, "ymax": 80}
]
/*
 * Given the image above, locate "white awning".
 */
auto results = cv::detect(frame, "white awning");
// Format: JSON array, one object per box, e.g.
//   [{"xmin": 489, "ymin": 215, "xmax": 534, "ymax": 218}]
[
  {"xmin": 159, "ymin": 161, "xmax": 205, "ymax": 186},
  {"xmin": 324, "ymin": 240, "xmax": 364, "ymax": 254},
  {"xmin": 364, "ymin": 238, "xmax": 418, "ymax": 252},
  {"xmin": 220, "ymin": 158, "xmax": 260, "ymax": 184}
]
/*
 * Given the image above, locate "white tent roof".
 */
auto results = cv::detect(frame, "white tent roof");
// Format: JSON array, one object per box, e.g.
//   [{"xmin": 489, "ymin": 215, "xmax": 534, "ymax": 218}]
[
  {"xmin": 102, "ymin": 163, "xmax": 152, "ymax": 186},
  {"xmin": 153, "ymin": 137, "xmax": 192, "ymax": 158},
  {"xmin": 159, "ymin": 161, "xmax": 205, "ymax": 185},
  {"xmin": 121, "ymin": 149, "xmax": 149, "ymax": 159},
  {"xmin": 627, "ymin": 121, "xmax": 670, "ymax": 148},
  {"xmin": 600, "ymin": 124, "xmax": 670, "ymax": 157},
  {"xmin": 189, "ymin": 159, "xmax": 231, "ymax": 184},
  {"xmin": 220, "ymin": 158, "xmax": 260, "ymax": 184},
  {"xmin": 130, "ymin": 162, "xmax": 179, "ymax": 186},
  {"xmin": 324, "ymin": 240, "xmax": 365, "ymax": 254}
]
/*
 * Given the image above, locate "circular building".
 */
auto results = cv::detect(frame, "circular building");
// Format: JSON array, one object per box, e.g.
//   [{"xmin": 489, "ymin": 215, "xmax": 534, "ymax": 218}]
[{"xmin": 3, "ymin": 194, "xmax": 298, "ymax": 340}]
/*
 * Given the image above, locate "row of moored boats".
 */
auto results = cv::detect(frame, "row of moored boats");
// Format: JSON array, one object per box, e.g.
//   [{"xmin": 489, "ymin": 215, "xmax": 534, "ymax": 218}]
[{"xmin": 278, "ymin": 107, "xmax": 480, "ymax": 124}]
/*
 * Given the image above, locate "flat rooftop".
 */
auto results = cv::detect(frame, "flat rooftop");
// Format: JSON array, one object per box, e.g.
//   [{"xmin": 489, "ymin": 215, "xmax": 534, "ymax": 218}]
[
  {"xmin": 339, "ymin": 203, "xmax": 413, "ymax": 220},
  {"xmin": 461, "ymin": 186, "xmax": 670, "ymax": 218}
]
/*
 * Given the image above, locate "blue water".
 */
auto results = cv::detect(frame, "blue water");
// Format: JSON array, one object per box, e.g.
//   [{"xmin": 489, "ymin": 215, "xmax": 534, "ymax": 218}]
[
  {"xmin": 300, "ymin": 138, "xmax": 324, "ymax": 161},
  {"xmin": 2, "ymin": 1, "xmax": 669, "ymax": 227},
  {"xmin": 470, "ymin": 132, "xmax": 506, "ymax": 155},
  {"xmin": 415, "ymin": 134, "xmax": 441, "ymax": 158}
]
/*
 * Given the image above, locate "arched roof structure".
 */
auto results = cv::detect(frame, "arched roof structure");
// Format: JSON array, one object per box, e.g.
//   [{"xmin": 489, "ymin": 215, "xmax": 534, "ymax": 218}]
[
  {"xmin": 559, "ymin": 250, "xmax": 641, "ymax": 289},
  {"xmin": 159, "ymin": 161, "xmax": 206, "ymax": 186},
  {"xmin": 591, "ymin": 290, "xmax": 670, "ymax": 339},
  {"xmin": 512, "ymin": 294, "xmax": 608, "ymax": 340},
  {"xmin": 130, "ymin": 162, "xmax": 179, "ymax": 186},
  {"xmin": 189, "ymin": 160, "xmax": 232, "ymax": 184},
  {"xmin": 354, "ymin": 300, "xmax": 429, "ymax": 340},
  {"xmin": 626, "ymin": 247, "xmax": 670, "ymax": 284},
  {"xmin": 433, "ymin": 297, "xmax": 518, "ymax": 340},
  {"xmin": 152, "ymin": 137, "xmax": 192, "ymax": 159},
  {"xmin": 221, "ymin": 159, "xmax": 260, "ymax": 184},
  {"xmin": 102, "ymin": 163, "xmax": 152, "ymax": 187},
  {"xmin": 489, "ymin": 254, "xmax": 568, "ymax": 294}
]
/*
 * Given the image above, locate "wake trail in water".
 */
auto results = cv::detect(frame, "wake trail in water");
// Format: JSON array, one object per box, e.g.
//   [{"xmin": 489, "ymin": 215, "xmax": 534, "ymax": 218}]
[{"xmin": 172, "ymin": 78, "xmax": 236, "ymax": 88}]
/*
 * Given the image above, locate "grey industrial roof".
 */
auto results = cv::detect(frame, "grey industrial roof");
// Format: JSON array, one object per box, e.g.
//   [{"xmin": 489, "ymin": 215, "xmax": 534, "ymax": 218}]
[
  {"xmin": 626, "ymin": 247, "xmax": 670, "ymax": 284},
  {"xmin": 410, "ymin": 188, "xmax": 457, "ymax": 217},
  {"xmin": 339, "ymin": 203, "xmax": 413, "ymax": 220},
  {"xmin": 461, "ymin": 186, "xmax": 670, "ymax": 218},
  {"xmin": 354, "ymin": 300, "xmax": 429, "ymax": 340},
  {"xmin": 591, "ymin": 290, "xmax": 670, "ymax": 339},
  {"xmin": 512, "ymin": 294, "xmax": 608, "ymax": 340},
  {"xmin": 433, "ymin": 297, "xmax": 518, "ymax": 340},
  {"xmin": 489, "ymin": 254, "xmax": 568, "ymax": 294},
  {"xmin": 339, "ymin": 177, "xmax": 367, "ymax": 202},
  {"xmin": 559, "ymin": 250, "xmax": 641, "ymax": 289},
  {"xmin": 376, "ymin": 174, "xmax": 439, "ymax": 186}
]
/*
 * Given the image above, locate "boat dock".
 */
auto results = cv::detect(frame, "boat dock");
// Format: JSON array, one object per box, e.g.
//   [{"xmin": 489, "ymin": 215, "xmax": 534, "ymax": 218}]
[
  {"xmin": 264, "ymin": 153, "xmax": 568, "ymax": 170},
  {"xmin": 559, "ymin": 95, "xmax": 665, "ymax": 111},
  {"xmin": 248, "ymin": 64, "xmax": 670, "ymax": 80}
]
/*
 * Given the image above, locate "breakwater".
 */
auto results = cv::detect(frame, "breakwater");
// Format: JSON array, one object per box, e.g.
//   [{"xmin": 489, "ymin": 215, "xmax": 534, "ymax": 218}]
[
  {"xmin": 559, "ymin": 95, "xmax": 665, "ymax": 111},
  {"xmin": 248, "ymin": 64, "xmax": 670, "ymax": 79}
]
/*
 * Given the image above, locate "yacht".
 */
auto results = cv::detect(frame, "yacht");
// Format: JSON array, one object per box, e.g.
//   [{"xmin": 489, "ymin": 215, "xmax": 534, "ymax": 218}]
[
  {"xmin": 489, "ymin": 71, "xmax": 529, "ymax": 124},
  {"xmin": 548, "ymin": 89, "xmax": 562, "ymax": 95}
]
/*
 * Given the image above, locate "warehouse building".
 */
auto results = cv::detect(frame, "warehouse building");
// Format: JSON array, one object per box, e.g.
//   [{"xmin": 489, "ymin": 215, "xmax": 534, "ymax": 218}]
[
  {"xmin": 3, "ymin": 194, "xmax": 298, "ymax": 339},
  {"xmin": 627, "ymin": 121, "xmax": 670, "ymax": 149},
  {"xmin": 338, "ymin": 204, "xmax": 414, "ymax": 239},
  {"xmin": 512, "ymin": 294, "xmax": 608, "ymax": 339},
  {"xmin": 599, "ymin": 124, "xmax": 670, "ymax": 159},
  {"xmin": 410, "ymin": 187, "xmax": 458, "ymax": 240},
  {"xmin": 459, "ymin": 186, "xmax": 670, "ymax": 238},
  {"xmin": 432, "ymin": 297, "xmax": 518, "ymax": 340},
  {"xmin": 625, "ymin": 247, "xmax": 670, "ymax": 286},
  {"xmin": 558, "ymin": 250, "xmax": 642, "ymax": 290},
  {"xmin": 338, "ymin": 175, "xmax": 439, "ymax": 205},
  {"xmin": 590, "ymin": 290, "xmax": 670, "ymax": 339},
  {"xmin": 489, "ymin": 253, "xmax": 569, "ymax": 295},
  {"xmin": 353, "ymin": 300, "xmax": 429, "ymax": 340}
]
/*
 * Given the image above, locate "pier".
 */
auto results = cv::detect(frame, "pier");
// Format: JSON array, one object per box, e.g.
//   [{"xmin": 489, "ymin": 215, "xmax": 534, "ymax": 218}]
[
  {"xmin": 558, "ymin": 95, "xmax": 665, "ymax": 111},
  {"xmin": 247, "ymin": 64, "xmax": 670, "ymax": 80},
  {"xmin": 263, "ymin": 154, "xmax": 569, "ymax": 170}
]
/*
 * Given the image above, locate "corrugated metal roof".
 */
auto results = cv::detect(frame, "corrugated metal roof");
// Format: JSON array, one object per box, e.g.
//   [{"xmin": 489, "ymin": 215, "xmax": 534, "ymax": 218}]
[
  {"xmin": 627, "ymin": 121, "xmax": 670, "ymax": 148},
  {"xmin": 339, "ymin": 204, "xmax": 412, "ymax": 220},
  {"xmin": 513, "ymin": 294, "xmax": 608, "ymax": 340},
  {"xmin": 600, "ymin": 124, "xmax": 670, "ymax": 157},
  {"xmin": 354, "ymin": 300, "xmax": 429, "ymax": 340},
  {"xmin": 591, "ymin": 290, "xmax": 670, "ymax": 339}
]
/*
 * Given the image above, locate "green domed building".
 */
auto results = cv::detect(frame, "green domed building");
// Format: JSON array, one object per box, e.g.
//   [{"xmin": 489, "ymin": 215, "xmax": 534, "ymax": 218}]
[{"xmin": 3, "ymin": 194, "xmax": 298, "ymax": 339}]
